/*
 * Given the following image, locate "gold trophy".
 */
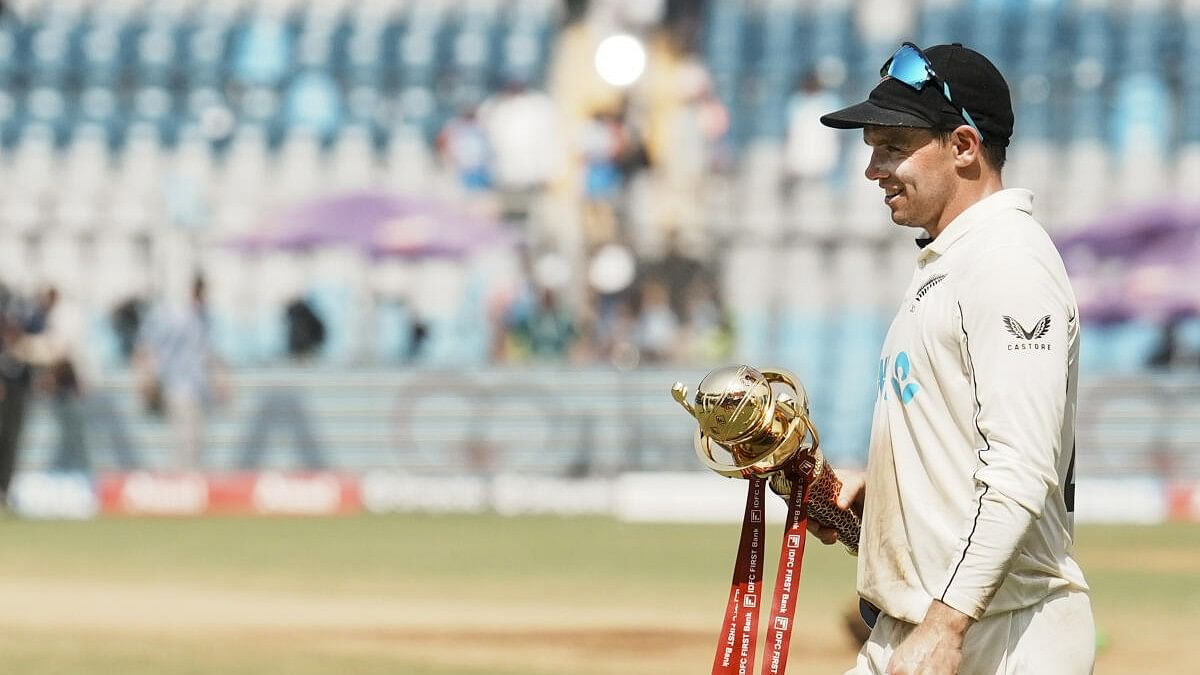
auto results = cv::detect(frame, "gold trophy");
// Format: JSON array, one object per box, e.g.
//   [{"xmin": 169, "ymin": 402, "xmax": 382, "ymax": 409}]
[{"xmin": 672, "ymin": 365, "xmax": 860, "ymax": 554}]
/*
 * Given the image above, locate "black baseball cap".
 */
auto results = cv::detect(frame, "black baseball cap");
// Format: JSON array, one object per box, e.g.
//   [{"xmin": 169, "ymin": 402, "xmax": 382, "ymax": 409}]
[{"xmin": 820, "ymin": 43, "xmax": 1014, "ymax": 147}]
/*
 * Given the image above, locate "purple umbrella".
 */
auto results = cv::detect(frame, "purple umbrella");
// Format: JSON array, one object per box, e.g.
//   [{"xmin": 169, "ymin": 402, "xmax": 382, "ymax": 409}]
[
  {"xmin": 1057, "ymin": 203, "xmax": 1200, "ymax": 258},
  {"xmin": 1059, "ymin": 203, "xmax": 1200, "ymax": 323},
  {"xmin": 233, "ymin": 191, "xmax": 512, "ymax": 258}
]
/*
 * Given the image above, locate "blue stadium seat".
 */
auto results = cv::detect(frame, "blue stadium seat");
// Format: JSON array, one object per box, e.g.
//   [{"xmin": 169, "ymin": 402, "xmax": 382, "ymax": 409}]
[
  {"xmin": 282, "ymin": 69, "xmax": 343, "ymax": 144},
  {"xmin": 498, "ymin": 1, "xmax": 555, "ymax": 86},
  {"xmin": 24, "ymin": 86, "xmax": 71, "ymax": 146},
  {"xmin": 185, "ymin": 19, "xmax": 232, "ymax": 89},
  {"xmin": 1011, "ymin": 0, "xmax": 1063, "ymax": 141},
  {"xmin": 917, "ymin": 5, "xmax": 962, "ymax": 51},
  {"xmin": 234, "ymin": 14, "xmax": 292, "ymax": 87},
  {"xmin": 1119, "ymin": 2, "xmax": 1167, "ymax": 77},
  {"xmin": 753, "ymin": 3, "xmax": 801, "ymax": 140},
  {"xmin": 76, "ymin": 18, "xmax": 119, "ymax": 86},
  {"xmin": 0, "ymin": 90, "xmax": 23, "ymax": 149},
  {"xmin": 962, "ymin": 0, "xmax": 1015, "ymax": 77},
  {"xmin": 1061, "ymin": 4, "xmax": 1112, "ymax": 144},
  {"xmin": 1181, "ymin": 16, "xmax": 1200, "ymax": 142},
  {"xmin": 704, "ymin": 0, "xmax": 746, "ymax": 145},
  {"xmin": 448, "ymin": 5, "xmax": 500, "ymax": 113},
  {"xmin": 1110, "ymin": 73, "xmax": 1171, "ymax": 158},
  {"xmin": 340, "ymin": 21, "xmax": 386, "ymax": 90},
  {"xmin": 135, "ymin": 21, "xmax": 176, "ymax": 87},
  {"xmin": 28, "ymin": 22, "xmax": 70, "ymax": 87},
  {"xmin": 0, "ymin": 21, "xmax": 18, "ymax": 85},
  {"xmin": 74, "ymin": 86, "xmax": 117, "ymax": 145}
]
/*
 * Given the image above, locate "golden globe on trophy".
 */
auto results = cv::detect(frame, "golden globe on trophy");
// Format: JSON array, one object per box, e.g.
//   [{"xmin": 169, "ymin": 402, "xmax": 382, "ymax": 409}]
[{"xmin": 672, "ymin": 364, "xmax": 861, "ymax": 553}]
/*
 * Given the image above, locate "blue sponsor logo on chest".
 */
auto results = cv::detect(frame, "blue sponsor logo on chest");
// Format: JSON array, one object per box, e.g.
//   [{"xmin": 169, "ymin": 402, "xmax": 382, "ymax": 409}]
[{"xmin": 879, "ymin": 351, "xmax": 919, "ymax": 404}]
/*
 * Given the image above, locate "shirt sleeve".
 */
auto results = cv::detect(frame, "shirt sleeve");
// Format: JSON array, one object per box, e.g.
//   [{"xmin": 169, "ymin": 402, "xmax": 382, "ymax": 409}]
[{"xmin": 939, "ymin": 244, "xmax": 1071, "ymax": 619}]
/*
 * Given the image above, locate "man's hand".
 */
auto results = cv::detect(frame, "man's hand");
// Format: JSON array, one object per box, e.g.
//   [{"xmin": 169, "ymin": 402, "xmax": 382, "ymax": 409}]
[
  {"xmin": 809, "ymin": 469, "xmax": 864, "ymax": 545},
  {"xmin": 886, "ymin": 600, "xmax": 973, "ymax": 675}
]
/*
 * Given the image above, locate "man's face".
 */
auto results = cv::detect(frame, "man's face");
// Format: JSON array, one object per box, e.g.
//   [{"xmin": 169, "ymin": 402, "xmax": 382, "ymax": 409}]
[{"xmin": 862, "ymin": 126, "xmax": 957, "ymax": 232}]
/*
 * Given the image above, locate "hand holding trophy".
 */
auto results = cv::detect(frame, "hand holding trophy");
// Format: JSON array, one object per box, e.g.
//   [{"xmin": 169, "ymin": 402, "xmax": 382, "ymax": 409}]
[{"xmin": 672, "ymin": 365, "xmax": 861, "ymax": 675}]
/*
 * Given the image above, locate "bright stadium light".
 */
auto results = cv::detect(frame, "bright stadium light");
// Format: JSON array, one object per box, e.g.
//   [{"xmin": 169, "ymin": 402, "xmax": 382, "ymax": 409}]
[{"xmin": 594, "ymin": 34, "xmax": 646, "ymax": 87}]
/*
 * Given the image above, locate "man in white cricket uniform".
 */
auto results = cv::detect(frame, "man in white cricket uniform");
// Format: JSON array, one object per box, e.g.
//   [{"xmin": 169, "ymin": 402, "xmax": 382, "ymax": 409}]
[{"xmin": 813, "ymin": 43, "xmax": 1095, "ymax": 674}]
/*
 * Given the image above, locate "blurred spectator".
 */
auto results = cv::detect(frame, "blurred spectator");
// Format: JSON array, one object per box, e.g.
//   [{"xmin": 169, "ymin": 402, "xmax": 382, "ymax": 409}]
[
  {"xmin": 22, "ymin": 287, "xmax": 90, "ymax": 472},
  {"xmin": 644, "ymin": 56, "xmax": 728, "ymax": 237},
  {"xmin": 480, "ymin": 80, "xmax": 563, "ymax": 219},
  {"xmin": 0, "ymin": 285, "xmax": 32, "ymax": 506},
  {"xmin": 854, "ymin": 0, "xmax": 915, "ymax": 53},
  {"xmin": 635, "ymin": 279, "xmax": 680, "ymax": 363},
  {"xmin": 784, "ymin": 71, "xmax": 842, "ymax": 191},
  {"xmin": 285, "ymin": 296, "xmax": 326, "ymax": 361},
  {"xmin": 1147, "ymin": 314, "xmax": 1198, "ymax": 370},
  {"xmin": 601, "ymin": 298, "xmax": 642, "ymax": 369},
  {"xmin": 437, "ymin": 105, "xmax": 493, "ymax": 194},
  {"xmin": 644, "ymin": 230, "xmax": 704, "ymax": 318},
  {"xmin": 111, "ymin": 297, "xmax": 146, "ymax": 363},
  {"xmin": 407, "ymin": 315, "xmax": 431, "ymax": 363},
  {"xmin": 238, "ymin": 297, "xmax": 327, "ymax": 471},
  {"xmin": 680, "ymin": 278, "xmax": 732, "ymax": 363},
  {"xmin": 509, "ymin": 288, "xmax": 577, "ymax": 361},
  {"xmin": 135, "ymin": 276, "xmax": 230, "ymax": 470},
  {"xmin": 580, "ymin": 109, "xmax": 627, "ymax": 247},
  {"xmin": 585, "ymin": 242, "xmax": 639, "ymax": 360}
]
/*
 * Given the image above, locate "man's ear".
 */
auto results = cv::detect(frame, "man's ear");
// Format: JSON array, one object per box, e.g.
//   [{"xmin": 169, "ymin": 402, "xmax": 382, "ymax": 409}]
[{"xmin": 950, "ymin": 125, "xmax": 982, "ymax": 168}]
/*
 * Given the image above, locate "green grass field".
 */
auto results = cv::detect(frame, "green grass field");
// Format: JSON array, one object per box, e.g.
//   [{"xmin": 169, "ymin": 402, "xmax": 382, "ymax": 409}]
[{"xmin": 0, "ymin": 514, "xmax": 1196, "ymax": 674}]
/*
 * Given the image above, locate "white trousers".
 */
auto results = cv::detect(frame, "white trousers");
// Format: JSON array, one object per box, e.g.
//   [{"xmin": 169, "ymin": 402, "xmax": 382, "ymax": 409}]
[
  {"xmin": 845, "ymin": 590, "xmax": 1095, "ymax": 675},
  {"xmin": 166, "ymin": 389, "xmax": 205, "ymax": 470}
]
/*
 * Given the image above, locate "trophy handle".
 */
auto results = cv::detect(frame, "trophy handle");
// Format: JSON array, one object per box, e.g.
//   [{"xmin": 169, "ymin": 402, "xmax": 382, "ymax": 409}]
[
  {"xmin": 693, "ymin": 429, "xmax": 791, "ymax": 478},
  {"xmin": 761, "ymin": 367, "xmax": 820, "ymax": 453},
  {"xmin": 671, "ymin": 382, "xmax": 695, "ymax": 415},
  {"xmin": 760, "ymin": 367, "xmax": 810, "ymax": 412}
]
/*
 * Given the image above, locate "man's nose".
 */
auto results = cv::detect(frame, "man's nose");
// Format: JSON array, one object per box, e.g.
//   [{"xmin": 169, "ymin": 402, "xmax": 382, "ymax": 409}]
[{"xmin": 864, "ymin": 150, "xmax": 888, "ymax": 181}]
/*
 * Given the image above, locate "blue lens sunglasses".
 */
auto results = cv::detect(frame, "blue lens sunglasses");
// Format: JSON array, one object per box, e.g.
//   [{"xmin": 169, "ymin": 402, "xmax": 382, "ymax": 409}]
[{"xmin": 881, "ymin": 42, "xmax": 982, "ymax": 138}]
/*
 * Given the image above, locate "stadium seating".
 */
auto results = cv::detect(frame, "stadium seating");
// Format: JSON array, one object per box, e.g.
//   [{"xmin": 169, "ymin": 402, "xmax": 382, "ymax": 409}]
[{"xmin": 3, "ymin": 1, "xmax": 1198, "ymax": 473}]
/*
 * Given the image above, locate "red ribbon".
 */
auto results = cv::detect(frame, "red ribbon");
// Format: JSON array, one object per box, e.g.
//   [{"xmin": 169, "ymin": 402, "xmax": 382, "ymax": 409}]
[
  {"xmin": 711, "ymin": 477, "xmax": 766, "ymax": 675},
  {"xmin": 711, "ymin": 464, "xmax": 812, "ymax": 675},
  {"xmin": 762, "ymin": 465, "xmax": 811, "ymax": 675}
]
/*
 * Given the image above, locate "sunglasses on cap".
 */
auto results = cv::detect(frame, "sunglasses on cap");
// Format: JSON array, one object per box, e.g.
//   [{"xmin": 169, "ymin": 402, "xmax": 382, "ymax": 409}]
[{"xmin": 881, "ymin": 42, "xmax": 982, "ymax": 138}]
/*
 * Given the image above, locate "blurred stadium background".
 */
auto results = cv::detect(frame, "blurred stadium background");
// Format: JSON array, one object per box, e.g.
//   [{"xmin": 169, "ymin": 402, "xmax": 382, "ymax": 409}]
[{"xmin": 0, "ymin": 0, "xmax": 1197, "ymax": 673}]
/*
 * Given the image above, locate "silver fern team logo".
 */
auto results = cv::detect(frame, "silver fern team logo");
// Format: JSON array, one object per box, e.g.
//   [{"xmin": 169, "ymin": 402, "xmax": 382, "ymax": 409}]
[
  {"xmin": 908, "ymin": 274, "xmax": 948, "ymax": 312},
  {"xmin": 1003, "ymin": 315, "xmax": 1052, "ymax": 350}
]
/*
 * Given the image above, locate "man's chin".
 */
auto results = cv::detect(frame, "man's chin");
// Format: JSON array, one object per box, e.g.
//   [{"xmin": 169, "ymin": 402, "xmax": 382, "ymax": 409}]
[{"xmin": 891, "ymin": 216, "xmax": 926, "ymax": 231}]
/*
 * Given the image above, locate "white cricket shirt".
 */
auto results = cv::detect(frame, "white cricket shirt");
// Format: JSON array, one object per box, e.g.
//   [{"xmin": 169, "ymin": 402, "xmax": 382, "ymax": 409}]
[{"xmin": 859, "ymin": 188, "xmax": 1089, "ymax": 623}]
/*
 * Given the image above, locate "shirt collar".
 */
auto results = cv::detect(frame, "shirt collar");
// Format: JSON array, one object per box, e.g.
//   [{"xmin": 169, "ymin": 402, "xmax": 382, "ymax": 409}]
[{"xmin": 915, "ymin": 188, "xmax": 1034, "ymax": 262}]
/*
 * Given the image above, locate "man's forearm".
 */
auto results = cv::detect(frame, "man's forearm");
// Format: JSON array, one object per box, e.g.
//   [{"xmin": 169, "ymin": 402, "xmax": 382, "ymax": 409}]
[{"xmin": 921, "ymin": 599, "xmax": 974, "ymax": 640}]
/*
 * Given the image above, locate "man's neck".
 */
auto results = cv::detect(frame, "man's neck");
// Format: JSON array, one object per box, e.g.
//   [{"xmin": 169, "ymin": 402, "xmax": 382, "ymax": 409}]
[{"xmin": 924, "ymin": 175, "xmax": 1005, "ymax": 239}]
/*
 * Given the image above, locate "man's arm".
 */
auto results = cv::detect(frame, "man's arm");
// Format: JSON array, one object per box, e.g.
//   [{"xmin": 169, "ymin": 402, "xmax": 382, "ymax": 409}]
[
  {"xmin": 806, "ymin": 469, "xmax": 864, "ymax": 545},
  {"xmin": 890, "ymin": 243, "xmax": 1072, "ymax": 673},
  {"xmin": 937, "ymin": 245, "xmax": 1070, "ymax": 618}
]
